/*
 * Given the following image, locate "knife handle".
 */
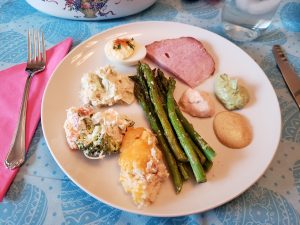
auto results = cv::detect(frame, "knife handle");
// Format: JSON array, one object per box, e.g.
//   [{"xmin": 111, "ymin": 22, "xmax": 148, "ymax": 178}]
[
  {"xmin": 273, "ymin": 45, "xmax": 287, "ymax": 61},
  {"xmin": 272, "ymin": 45, "xmax": 300, "ymax": 109}
]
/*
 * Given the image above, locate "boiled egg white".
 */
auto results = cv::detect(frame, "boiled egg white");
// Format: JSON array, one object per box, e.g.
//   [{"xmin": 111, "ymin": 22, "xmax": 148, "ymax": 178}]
[{"xmin": 104, "ymin": 38, "xmax": 146, "ymax": 66}]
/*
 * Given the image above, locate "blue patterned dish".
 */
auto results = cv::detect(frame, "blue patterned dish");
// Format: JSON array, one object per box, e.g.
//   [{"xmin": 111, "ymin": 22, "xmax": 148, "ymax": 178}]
[{"xmin": 26, "ymin": 0, "xmax": 157, "ymax": 20}]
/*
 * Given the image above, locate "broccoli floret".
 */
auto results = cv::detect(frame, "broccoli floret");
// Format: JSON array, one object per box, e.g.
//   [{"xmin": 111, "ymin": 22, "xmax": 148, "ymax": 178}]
[
  {"xmin": 76, "ymin": 133, "xmax": 122, "ymax": 158},
  {"xmin": 74, "ymin": 109, "xmax": 134, "ymax": 159}
]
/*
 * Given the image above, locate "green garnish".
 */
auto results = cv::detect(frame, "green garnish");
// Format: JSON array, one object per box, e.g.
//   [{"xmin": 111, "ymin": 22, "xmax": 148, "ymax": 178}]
[{"xmin": 113, "ymin": 38, "xmax": 135, "ymax": 50}]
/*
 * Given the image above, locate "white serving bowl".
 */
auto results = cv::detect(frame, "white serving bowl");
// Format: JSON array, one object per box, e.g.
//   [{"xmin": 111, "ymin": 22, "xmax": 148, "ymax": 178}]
[{"xmin": 26, "ymin": 0, "xmax": 157, "ymax": 20}]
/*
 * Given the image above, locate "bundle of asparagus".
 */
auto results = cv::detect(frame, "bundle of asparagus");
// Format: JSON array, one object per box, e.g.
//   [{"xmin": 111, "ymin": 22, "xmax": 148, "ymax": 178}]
[{"xmin": 130, "ymin": 62, "xmax": 216, "ymax": 193}]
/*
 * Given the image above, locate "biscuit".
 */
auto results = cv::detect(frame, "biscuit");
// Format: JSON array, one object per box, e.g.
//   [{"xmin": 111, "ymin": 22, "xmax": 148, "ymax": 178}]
[{"xmin": 213, "ymin": 111, "xmax": 252, "ymax": 149}]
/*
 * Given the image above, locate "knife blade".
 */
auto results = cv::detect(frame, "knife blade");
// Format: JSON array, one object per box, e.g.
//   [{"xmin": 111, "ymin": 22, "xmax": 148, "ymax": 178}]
[{"xmin": 272, "ymin": 45, "xmax": 300, "ymax": 109}]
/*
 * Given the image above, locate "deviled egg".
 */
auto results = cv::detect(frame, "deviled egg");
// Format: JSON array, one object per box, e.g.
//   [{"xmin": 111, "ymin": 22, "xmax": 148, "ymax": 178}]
[{"xmin": 104, "ymin": 37, "xmax": 146, "ymax": 66}]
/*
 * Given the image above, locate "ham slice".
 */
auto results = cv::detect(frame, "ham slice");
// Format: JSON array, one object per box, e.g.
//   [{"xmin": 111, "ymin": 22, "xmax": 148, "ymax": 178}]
[{"xmin": 146, "ymin": 37, "xmax": 215, "ymax": 87}]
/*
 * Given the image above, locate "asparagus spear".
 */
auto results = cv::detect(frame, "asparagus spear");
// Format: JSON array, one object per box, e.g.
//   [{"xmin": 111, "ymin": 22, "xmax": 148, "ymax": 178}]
[
  {"xmin": 178, "ymin": 114, "xmax": 216, "ymax": 161},
  {"xmin": 178, "ymin": 163, "xmax": 190, "ymax": 181},
  {"xmin": 140, "ymin": 63, "xmax": 188, "ymax": 162},
  {"xmin": 132, "ymin": 77, "xmax": 183, "ymax": 193},
  {"xmin": 203, "ymin": 159, "xmax": 213, "ymax": 172},
  {"xmin": 155, "ymin": 70, "xmax": 167, "ymax": 97},
  {"xmin": 167, "ymin": 78, "xmax": 206, "ymax": 183},
  {"xmin": 190, "ymin": 138, "xmax": 206, "ymax": 165},
  {"xmin": 157, "ymin": 69, "xmax": 168, "ymax": 95},
  {"xmin": 154, "ymin": 73, "xmax": 167, "ymax": 109},
  {"xmin": 156, "ymin": 70, "xmax": 211, "ymax": 165},
  {"xmin": 157, "ymin": 70, "xmax": 216, "ymax": 161}
]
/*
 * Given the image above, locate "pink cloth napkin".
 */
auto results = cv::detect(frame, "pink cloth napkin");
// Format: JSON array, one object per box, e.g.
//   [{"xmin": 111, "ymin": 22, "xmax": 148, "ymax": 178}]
[{"xmin": 0, "ymin": 38, "xmax": 73, "ymax": 201}]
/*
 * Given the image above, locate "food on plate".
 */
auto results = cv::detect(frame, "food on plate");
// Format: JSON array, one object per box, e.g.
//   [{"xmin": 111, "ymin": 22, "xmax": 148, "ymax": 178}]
[
  {"xmin": 106, "ymin": 38, "xmax": 135, "ymax": 60},
  {"xmin": 130, "ymin": 62, "xmax": 216, "ymax": 192},
  {"xmin": 146, "ymin": 37, "xmax": 215, "ymax": 88},
  {"xmin": 119, "ymin": 127, "xmax": 169, "ymax": 208},
  {"xmin": 214, "ymin": 74, "xmax": 250, "ymax": 110},
  {"xmin": 213, "ymin": 111, "xmax": 252, "ymax": 149},
  {"xmin": 135, "ymin": 63, "xmax": 189, "ymax": 163},
  {"xmin": 104, "ymin": 37, "xmax": 146, "ymax": 66},
  {"xmin": 80, "ymin": 65, "xmax": 134, "ymax": 107},
  {"xmin": 154, "ymin": 68, "xmax": 216, "ymax": 162},
  {"xmin": 179, "ymin": 88, "xmax": 215, "ymax": 118},
  {"xmin": 64, "ymin": 106, "xmax": 134, "ymax": 159},
  {"xmin": 167, "ymin": 78, "xmax": 207, "ymax": 182},
  {"xmin": 131, "ymin": 73, "xmax": 183, "ymax": 193}
]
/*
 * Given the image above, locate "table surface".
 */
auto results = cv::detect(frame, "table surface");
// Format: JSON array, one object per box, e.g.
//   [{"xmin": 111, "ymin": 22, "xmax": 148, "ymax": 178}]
[{"xmin": 1, "ymin": 0, "xmax": 300, "ymax": 224}]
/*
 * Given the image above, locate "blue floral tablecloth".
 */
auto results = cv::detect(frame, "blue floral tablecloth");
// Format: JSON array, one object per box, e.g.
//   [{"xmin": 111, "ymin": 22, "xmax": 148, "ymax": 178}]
[{"xmin": 1, "ymin": 0, "xmax": 300, "ymax": 224}]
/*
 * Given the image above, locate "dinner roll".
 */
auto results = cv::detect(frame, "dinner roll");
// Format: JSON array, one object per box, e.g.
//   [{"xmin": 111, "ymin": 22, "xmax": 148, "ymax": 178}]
[{"xmin": 213, "ymin": 111, "xmax": 252, "ymax": 149}]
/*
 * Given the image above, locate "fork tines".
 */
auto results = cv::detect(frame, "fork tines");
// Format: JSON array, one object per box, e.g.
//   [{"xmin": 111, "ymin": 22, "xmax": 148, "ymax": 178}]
[{"xmin": 27, "ymin": 30, "xmax": 46, "ymax": 64}]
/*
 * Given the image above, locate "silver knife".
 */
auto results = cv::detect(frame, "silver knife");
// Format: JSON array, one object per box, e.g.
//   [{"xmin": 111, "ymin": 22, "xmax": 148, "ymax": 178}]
[{"xmin": 272, "ymin": 45, "xmax": 300, "ymax": 109}]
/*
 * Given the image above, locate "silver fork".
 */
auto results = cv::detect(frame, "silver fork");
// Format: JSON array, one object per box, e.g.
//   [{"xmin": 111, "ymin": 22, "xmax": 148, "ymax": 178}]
[{"xmin": 4, "ymin": 30, "xmax": 46, "ymax": 170}]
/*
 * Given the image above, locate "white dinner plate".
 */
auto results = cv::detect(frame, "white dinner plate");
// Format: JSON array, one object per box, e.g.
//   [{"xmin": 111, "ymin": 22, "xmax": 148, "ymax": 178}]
[{"xmin": 41, "ymin": 21, "xmax": 281, "ymax": 217}]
